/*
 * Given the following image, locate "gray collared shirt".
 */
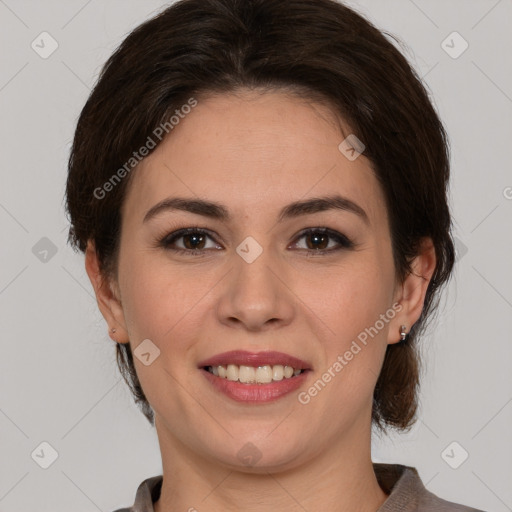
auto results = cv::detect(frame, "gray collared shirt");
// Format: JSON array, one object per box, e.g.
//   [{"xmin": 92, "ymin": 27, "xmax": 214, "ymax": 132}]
[{"xmin": 112, "ymin": 463, "xmax": 485, "ymax": 511}]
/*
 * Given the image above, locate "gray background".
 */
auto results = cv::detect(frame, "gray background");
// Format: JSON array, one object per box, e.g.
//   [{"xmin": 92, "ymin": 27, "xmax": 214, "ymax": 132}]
[{"xmin": 0, "ymin": 0, "xmax": 511, "ymax": 511}]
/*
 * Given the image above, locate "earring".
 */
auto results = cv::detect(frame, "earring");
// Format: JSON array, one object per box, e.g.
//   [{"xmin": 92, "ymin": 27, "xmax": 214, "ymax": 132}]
[
  {"xmin": 111, "ymin": 327, "xmax": 117, "ymax": 334},
  {"xmin": 399, "ymin": 325, "xmax": 407, "ymax": 342}
]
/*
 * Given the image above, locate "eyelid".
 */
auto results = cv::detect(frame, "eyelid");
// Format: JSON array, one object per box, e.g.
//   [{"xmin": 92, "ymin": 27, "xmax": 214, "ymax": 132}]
[
  {"xmin": 158, "ymin": 226, "xmax": 355, "ymax": 254},
  {"xmin": 289, "ymin": 227, "xmax": 354, "ymax": 252},
  {"xmin": 159, "ymin": 227, "xmax": 221, "ymax": 251}
]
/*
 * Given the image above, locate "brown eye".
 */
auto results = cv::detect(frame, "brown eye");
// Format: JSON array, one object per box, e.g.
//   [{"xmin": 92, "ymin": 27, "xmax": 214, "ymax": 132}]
[
  {"xmin": 160, "ymin": 228, "xmax": 221, "ymax": 255},
  {"xmin": 181, "ymin": 232, "xmax": 207, "ymax": 250},
  {"xmin": 305, "ymin": 231, "xmax": 329, "ymax": 250},
  {"xmin": 292, "ymin": 228, "xmax": 354, "ymax": 253}
]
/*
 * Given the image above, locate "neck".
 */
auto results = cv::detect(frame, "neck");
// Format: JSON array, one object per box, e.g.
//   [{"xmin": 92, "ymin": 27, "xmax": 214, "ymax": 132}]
[{"xmin": 153, "ymin": 415, "xmax": 388, "ymax": 512}]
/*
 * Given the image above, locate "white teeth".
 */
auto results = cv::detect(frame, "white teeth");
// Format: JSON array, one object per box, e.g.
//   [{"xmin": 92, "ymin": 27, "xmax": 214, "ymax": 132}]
[
  {"xmin": 206, "ymin": 364, "xmax": 304, "ymax": 384},
  {"xmin": 273, "ymin": 365, "xmax": 284, "ymax": 381},
  {"xmin": 255, "ymin": 365, "xmax": 273, "ymax": 383},
  {"xmin": 238, "ymin": 365, "xmax": 255, "ymax": 383},
  {"xmin": 226, "ymin": 364, "xmax": 239, "ymax": 381}
]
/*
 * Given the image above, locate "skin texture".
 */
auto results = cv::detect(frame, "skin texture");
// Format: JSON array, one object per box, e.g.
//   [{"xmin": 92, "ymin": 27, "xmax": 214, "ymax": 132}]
[{"xmin": 85, "ymin": 90, "xmax": 436, "ymax": 512}]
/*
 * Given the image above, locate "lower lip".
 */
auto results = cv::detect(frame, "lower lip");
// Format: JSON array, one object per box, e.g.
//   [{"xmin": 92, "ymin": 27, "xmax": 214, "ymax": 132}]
[{"xmin": 200, "ymin": 368, "xmax": 310, "ymax": 403}]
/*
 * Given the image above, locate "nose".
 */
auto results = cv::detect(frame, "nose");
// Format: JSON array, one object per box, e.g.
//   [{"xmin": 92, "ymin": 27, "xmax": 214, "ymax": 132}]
[{"xmin": 215, "ymin": 249, "xmax": 295, "ymax": 332}]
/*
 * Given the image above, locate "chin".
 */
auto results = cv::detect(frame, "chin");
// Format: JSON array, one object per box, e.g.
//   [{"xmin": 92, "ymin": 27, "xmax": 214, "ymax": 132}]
[{"xmin": 201, "ymin": 434, "xmax": 308, "ymax": 474}]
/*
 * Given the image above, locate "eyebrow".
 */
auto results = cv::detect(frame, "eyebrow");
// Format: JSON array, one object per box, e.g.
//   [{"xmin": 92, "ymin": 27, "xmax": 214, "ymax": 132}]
[{"xmin": 143, "ymin": 194, "xmax": 370, "ymax": 226}]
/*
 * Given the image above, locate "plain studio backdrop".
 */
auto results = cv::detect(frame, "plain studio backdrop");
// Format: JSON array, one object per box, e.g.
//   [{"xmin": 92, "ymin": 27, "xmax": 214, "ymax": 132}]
[{"xmin": 0, "ymin": 1, "xmax": 511, "ymax": 511}]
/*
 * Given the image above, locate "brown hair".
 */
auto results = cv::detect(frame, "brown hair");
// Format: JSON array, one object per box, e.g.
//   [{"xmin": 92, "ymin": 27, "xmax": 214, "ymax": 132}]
[{"xmin": 65, "ymin": 0, "xmax": 455, "ymax": 433}]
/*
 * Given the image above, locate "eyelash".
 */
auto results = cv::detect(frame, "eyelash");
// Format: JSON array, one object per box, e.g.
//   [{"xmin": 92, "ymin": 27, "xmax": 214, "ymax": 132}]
[{"xmin": 158, "ymin": 226, "xmax": 355, "ymax": 256}]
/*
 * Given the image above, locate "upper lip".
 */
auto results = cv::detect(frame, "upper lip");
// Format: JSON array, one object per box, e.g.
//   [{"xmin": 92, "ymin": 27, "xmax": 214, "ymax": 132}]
[{"xmin": 197, "ymin": 350, "xmax": 312, "ymax": 370}]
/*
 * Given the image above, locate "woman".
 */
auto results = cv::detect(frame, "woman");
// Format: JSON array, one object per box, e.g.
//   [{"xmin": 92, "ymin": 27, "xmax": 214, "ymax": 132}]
[{"xmin": 65, "ymin": 0, "xmax": 485, "ymax": 510}]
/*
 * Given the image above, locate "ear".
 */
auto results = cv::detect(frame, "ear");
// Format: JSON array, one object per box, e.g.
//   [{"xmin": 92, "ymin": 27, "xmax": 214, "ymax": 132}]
[
  {"xmin": 387, "ymin": 237, "xmax": 437, "ymax": 345},
  {"xmin": 85, "ymin": 240, "xmax": 129, "ymax": 344}
]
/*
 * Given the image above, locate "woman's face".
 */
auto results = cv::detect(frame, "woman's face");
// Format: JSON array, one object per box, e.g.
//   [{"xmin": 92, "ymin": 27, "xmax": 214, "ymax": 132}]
[{"xmin": 99, "ymin": 90, "xmax": 409, "ymax": 471}]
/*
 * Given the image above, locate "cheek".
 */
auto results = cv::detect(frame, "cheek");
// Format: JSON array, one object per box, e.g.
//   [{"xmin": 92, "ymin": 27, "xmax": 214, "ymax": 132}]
[
  {"xmin": 298, "ymin": 254, "xmax": 394, "ymax": 336},
  {"xmin": 118, "ymin": 255, "xmax": 208, "ymax": 405},
  {"xmin": 296, "ymin": 252, "xmax": 394, "ymax": 392},
  {"xmin": 118, "ymin": 249, "xmax": 217, "ymax": 347}
]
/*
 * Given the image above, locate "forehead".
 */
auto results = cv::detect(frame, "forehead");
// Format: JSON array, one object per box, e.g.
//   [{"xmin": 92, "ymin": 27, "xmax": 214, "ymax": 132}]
[{"xmin": 122, "ymin": 90, "xmax": 387, "ymax": 227}]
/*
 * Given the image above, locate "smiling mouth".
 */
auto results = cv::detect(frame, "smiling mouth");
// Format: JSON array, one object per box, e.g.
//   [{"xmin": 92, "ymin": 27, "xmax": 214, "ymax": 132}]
[{"xmin": 203, "ymin": 364, "xmax": 307, "ymax": 384}]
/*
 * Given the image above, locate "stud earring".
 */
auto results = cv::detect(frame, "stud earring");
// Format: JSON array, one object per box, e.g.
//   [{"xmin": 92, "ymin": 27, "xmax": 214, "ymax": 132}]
[
  {"xmin": 399, "ymin": 325, "xmax": 407, "ymax": 342},
  {"xmin": 111, "ymin": 327, "xmax": 117, "ymax": 334}
]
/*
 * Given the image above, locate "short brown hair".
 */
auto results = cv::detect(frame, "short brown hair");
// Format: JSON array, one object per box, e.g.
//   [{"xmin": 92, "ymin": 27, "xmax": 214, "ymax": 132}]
[{"xmin": 65, "ymin": 0, "xmax": 455, "ymax": 433}]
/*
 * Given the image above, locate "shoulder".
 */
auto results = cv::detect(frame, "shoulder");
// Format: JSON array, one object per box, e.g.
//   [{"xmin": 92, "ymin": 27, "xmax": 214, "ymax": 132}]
[
  {"xmin": 374, "ymin": 463, "xmax": 486, "ymax": 512},
  {"xmin": 111, "ymin": 475, "xmax": 163, "ymax": 512},
  {"xmin": 418, "ymin": 483, "xmax": 486, "ymax": 511}
]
